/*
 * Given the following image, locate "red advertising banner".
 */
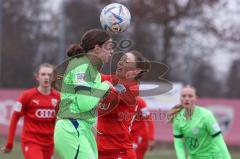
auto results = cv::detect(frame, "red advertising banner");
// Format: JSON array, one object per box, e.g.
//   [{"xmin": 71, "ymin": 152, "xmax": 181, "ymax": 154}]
[
  {"xmin": 0, "ymin": 89, "xmax": 23, "ymax": 137},
  {"xmin": 0, "ymin": 90, "xmax": 239, "ymax": 147}
]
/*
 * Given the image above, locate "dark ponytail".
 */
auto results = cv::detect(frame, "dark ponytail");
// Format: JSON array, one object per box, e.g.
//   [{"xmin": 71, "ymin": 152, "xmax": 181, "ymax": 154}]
[
  {"xmin": 66, "ymin": 29, "xmax": 110, "ymax": 58},
  {"xmin": 67, "ymin": 44, "xmax": 85, "ymax": 57}
]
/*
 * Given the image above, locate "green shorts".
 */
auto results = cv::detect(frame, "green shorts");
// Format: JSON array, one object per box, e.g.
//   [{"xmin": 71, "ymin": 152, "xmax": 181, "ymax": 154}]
[{"xmin": 54, "ymin": 119, "xmax": 97, "ymax": 159}]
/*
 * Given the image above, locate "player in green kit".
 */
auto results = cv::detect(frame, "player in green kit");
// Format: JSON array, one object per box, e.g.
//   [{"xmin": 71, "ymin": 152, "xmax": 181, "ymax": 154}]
[
  {"xmin": 168, "ymin": 85, "xmax": 231, "ymax": 159},
  {"xmin": 53, "ymin": 29, "xmax": 119, "ymax": 159}
]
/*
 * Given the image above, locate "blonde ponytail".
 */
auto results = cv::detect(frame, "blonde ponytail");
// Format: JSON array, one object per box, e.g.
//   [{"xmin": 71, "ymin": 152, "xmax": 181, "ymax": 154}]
[{"xmin": 167, "ymin": 104, "xmax": 183, "ymax": 123}]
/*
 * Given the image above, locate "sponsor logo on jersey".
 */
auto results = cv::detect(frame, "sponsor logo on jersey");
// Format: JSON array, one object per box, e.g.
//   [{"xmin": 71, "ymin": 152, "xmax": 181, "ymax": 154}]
[
  {"xmin": 192, "ymin": 127, "xmax": 199, "ymax": 134},
  {"xmin": 35, "ymin": 109, "xmax": 55, "ymax": 118},
  {"xmin": 33, "ymin": 99, "xmax": 39, "ymax": 105},
  {"xmin": 51, "ymin": 98, "xmax": 58, "ymax": 107}
]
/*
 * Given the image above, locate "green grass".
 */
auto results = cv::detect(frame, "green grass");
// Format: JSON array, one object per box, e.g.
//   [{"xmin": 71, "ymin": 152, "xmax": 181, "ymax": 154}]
[{"xmin": 1, "ymin": 136, "xmax": 240, "ymax": 159}]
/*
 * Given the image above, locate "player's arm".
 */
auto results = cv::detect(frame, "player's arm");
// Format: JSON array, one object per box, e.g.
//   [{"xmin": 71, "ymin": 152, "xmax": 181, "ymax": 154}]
[
  {"xmin": 2, "ymin": 111, "xmax": 22, "ymax": 152},
  {"xmin": 205, "ymin": 111, "xmax": 231, "ymax": 159},
  {"xmin": 65, "ymin": 64, "xmax": 110, "ymax": 112},
  {"xmin": 1, "ymin": 99, "xmax": 25, "ymax": 153},
  {"xmin": 97, "ymin": 84, "xmax": 120, "ymax": 116},
  {"xmin": 173, "ymin": 120, "xmax": 187, "ymax": 159},
  {"xmin": 101, "ymin": 73, "xmax": 138, "ymax": 106},
  {"xmin": 117, "ymin": 82, "xmax": 138, "ymax": 106},
  {"xmin": 174, "ymin": 138, "xmax": 187, "ymax": 159},
  {"xmin": 146, "ymin": 116, "xmax": 155, "ymax": 151},
  {"xmin": 213, "ymin": 135, "xmax": 232, "ymax": 159},
  {"xmin": 138, "ymin": 99, "xmax": 155, "ymax": 151}
]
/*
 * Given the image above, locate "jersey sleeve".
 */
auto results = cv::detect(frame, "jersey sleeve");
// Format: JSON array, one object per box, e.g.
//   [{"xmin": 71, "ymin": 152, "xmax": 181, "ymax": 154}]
[
  {"xmin": 14, "ymin": 91, "xmax": 29, "ymax": 114},
  {"xmin": 63, "ymin": 63, "xmax": 109, "ymax": 113},
  {"xmin": 174, "ymin": 138, "xmax": 187, "ymax": 159},
  {"xmin": 204, "ymin": 110, "xmax": 231, "ymax": 158},
  {"xmin": 138, "ymin": 97, "xmax": 147, "ymax": 113},
  {"xmin": 137, "ymin": 97, "xmax": 150, "ymax": 119},
  {"xmin": 119, "ymin": 83, "xmax": 139, "ymax": 106},
  {"xmin": 53, "ymin": 90, "xmax": 61, "ymax": 115},
  {"xmin": 212, "ymin": 134, "xmax": 231, "ymax": 159},
  {"xmin": 172, "ymin": 112, "xmax": 186, "ymax": 159},
  {"xmin": 137, "ymin": 97, "xmax": 146, "ymax": 109},
  {"xmin": 205, "ymin": 111, "xmax": 221, "ymax": 136},
  {"xmin": 137, "ymin": 97, "xmax": 155, "ymax": 140},
  {"xmin": 173, "ymin": 119, "xmax": 183, "ymax": 138},
  {"xmin": 5, "ymin": 91, "xmax": 29, "ymax": 150}
]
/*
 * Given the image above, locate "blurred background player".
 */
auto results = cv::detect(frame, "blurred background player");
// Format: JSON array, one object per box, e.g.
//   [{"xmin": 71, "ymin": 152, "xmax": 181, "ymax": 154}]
[
  {"xmin": 1, "ymin": 63, "xmax": 60, "ymax": 159},
  {"xmin": 53, "ymin": 29, "xmax": 119, "ymax": 159},
  {"xmin": 168, "ymin": 85, "xmax": 231, "ymax": 159},
  {"xmin": 97, "ymin": 50, "xmax": 151, "ymax": 159},
  {"xmin": 131, "ymin": 97, "xmax": 155, "ymax": 159}
]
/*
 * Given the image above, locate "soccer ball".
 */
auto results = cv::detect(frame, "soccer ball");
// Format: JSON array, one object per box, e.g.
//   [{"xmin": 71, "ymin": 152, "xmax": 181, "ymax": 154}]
[{"xmin": 100, "ymin": 3, "xmax": 131, "ymax": 34}]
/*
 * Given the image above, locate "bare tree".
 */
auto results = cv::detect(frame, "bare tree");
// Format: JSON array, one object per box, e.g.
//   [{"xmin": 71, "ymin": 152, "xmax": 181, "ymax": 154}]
[
  {"xmin": 226, "ymin": 60, "xmax": 240, "ymax": 98},
  {"xmin": 2, "ymin": 0, "xmax": 58, "ymax": 88}
]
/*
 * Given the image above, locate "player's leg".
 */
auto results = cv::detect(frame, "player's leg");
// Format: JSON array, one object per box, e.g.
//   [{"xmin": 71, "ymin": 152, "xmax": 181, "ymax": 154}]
[
  {"xmin": 54, "ymin": 120, "xmax": 80, "ymax": 159},
  {"xmin": 54, "ymin": 119, "xmax": 98, "ymax": 159},
  {"xmin": 76, "ymin": 121, "xmax": 98, "ymax": 159},
  {"xmin": 21, "ymin": 142, "xmax": 44, "ymax": 159}
]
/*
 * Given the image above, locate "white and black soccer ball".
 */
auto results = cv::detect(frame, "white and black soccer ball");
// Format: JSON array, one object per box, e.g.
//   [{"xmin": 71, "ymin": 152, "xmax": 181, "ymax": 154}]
[{"xmin": 100, "ymin": 3, "xmax": 131, "ymax": 34}]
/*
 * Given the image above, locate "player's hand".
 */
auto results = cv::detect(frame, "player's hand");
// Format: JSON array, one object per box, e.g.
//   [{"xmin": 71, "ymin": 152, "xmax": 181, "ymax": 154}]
[
  {"xmin": 148, "ymin": 140, "xmax": 155, "ymax": 151},
  {"xmin": 97, "ymin": 85, "xmax": 119, "ymax": 117},
  {"xmin": 115, "ymin": 83, "xmax": 137, "ymax": 105},
  {"xmin": 1, "ymin": 146, "xmax": 12, "ymax": 153}
]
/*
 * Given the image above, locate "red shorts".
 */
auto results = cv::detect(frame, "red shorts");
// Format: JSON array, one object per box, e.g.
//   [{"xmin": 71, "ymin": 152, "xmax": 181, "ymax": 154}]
[
  {"xmin": 21, "ymin": 142, "xmax": 53, "ymax": 159},
  {"xmin": 98, "ymin": 149, "xmax": 136, "ymax": 159}
]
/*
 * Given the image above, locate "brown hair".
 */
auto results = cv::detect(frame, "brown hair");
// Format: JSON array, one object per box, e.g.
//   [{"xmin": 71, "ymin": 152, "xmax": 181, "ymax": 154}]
[
  {"xmin": 129, "ymin": 50, "xmax": 151, "ymax": 80},
  {"xmin": 167, "ymin": 85, "xmax": 196, "ymax": 123},
  {"xmin": 35, "ymin": 63, "xmax": 54, "ymax": 75},
  {"xmin": 167, "ymin": 104, "xmax": 183, "ymax": 123},
  {"xmin": 67, "ymin": 29, "xmax": 111, "ymax": 57}
]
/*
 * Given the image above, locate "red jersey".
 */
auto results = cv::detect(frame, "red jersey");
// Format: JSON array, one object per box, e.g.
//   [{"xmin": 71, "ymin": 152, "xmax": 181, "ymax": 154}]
[
  {"xmin": 97, "ymin": 74, "xmax": 139, "ymax": 151},
  {"xmin": 6, "ymin": 88, "xmax": 60, "ymax": 149},
  {"xmin": 131, "ymin": 97, "xmax": 154, "ymax": 141}
]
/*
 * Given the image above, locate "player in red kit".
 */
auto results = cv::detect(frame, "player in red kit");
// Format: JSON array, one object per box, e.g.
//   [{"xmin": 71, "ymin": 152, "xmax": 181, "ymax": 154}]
[
  {"xmin": 1, "ymin": 63, "xmax": 60, "ymax": 159},
  {"xmin": 97, "ymin": 50, "xmax": 150, "ymax": 159},
  {"xmin": 131, "ymin": 97, "xmax": 155, "ymax": 159}
]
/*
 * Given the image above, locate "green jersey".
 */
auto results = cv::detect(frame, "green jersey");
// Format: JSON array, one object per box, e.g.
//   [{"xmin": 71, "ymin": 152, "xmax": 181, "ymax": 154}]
[
  {"xmin": 57, "ymin": 55, "xmax": 109, "ymax": 124},
  {"xmin": 54, "ymin": 55, "xmax": 110, "ymax": 159},
  {"xmin": 173, "ymin": 106, "xmax": 231, "ymax": 159}
]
